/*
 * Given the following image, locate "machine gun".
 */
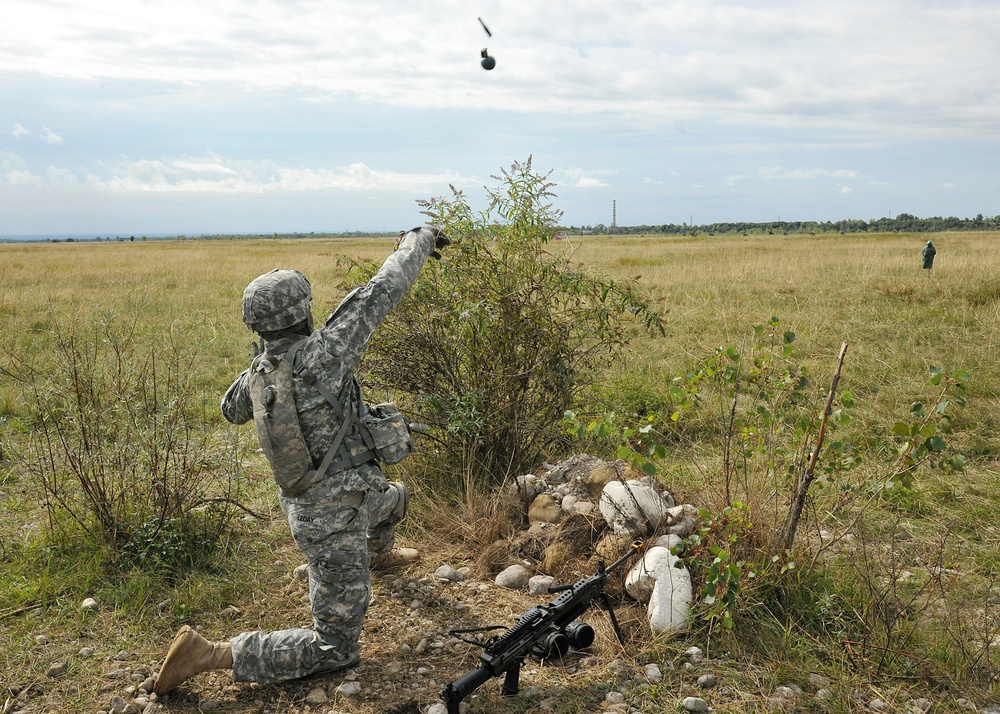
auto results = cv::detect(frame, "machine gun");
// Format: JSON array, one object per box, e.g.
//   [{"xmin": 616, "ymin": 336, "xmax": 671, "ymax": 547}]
[{"xmin": 440, "ymin": 541, "xmax": 643, "ymax": 714}]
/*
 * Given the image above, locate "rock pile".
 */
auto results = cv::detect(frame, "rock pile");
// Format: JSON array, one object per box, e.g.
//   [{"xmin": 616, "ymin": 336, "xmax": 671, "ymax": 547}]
[{"xmin": 504, "ymin": 454, "xmax": 696, "ymax": 635}]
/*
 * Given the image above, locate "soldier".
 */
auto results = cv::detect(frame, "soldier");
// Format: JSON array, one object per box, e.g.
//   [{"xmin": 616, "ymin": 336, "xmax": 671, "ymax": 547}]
[
  {"xmin": 922, "ymin": 239, "xmax": 937, "ymax": 276},
  {"xmin": 153, "ymin": 226, "xmax": 449, "ymax": 694}
]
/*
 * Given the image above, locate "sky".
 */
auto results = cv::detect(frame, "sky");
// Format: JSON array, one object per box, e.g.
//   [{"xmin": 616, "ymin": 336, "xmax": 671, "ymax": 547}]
[{"xmin": 1, "ymin": 0, "xmax": 998, "ymax": 235}]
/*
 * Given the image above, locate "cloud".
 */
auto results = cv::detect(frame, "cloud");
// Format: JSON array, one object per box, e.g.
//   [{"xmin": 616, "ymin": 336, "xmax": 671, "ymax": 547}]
[
  {"xmin": 0, "ymin": 149, "xmax": 27, "ymax": 172},
  {"xmin": 94, "ymin": 153, "xmax": 471, "ymax": 194},
  {"xmin": 41, "ymin": 127, "xmax": 63, "ymax": 145},
  {"xmin": 725, "ymin": 166, "xmax": 863, "ymax": 186},
  {"xmin": 558, "ymin": 167, "xmax": 614, "ymax": 188},
  {"xmin": 2, "ymin": 123, "xmax": 63, "ymax": 143},
  {"xmin": 5, "ymin": 0, "xmax": 996, "ymax": 137},
  {"xmin": 758, "ymin": 167, "xmax": 861, "ymax": 181},
  {"xmin": 643, "ymin": 177, "xmax": 665, "ymax": 185}
]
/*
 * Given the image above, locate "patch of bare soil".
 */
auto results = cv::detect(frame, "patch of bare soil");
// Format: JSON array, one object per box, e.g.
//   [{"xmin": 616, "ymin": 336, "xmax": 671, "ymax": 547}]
[{"xmin": 104, "ymin": 546, "xmax": 647, "ymax": 714}]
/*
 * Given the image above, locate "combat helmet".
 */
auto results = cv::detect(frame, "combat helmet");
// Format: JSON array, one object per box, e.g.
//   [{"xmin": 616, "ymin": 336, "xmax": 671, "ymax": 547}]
[{"xmin": 242, "ymin": 269, "xmax": 312, "ymax": 333}]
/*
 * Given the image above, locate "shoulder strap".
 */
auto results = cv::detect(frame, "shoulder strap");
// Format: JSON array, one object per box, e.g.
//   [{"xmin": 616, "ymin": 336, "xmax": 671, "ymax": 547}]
[{"xmin": 288, "ymin": 344, "xmax": 359, "ymax": 476}]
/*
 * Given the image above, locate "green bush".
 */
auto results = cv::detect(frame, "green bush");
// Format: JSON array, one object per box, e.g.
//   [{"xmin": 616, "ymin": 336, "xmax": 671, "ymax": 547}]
[
  {"xmin": 4, "ymin": 309, "xmax": 245, "ymax": 575},
  {"xmin": 350, "ymin": 158, "xmax": 662, "ymax": 489}
]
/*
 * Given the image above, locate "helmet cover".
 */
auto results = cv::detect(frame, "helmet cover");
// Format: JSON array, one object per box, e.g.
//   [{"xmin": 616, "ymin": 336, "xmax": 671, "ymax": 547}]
[{"xmin": 242, "ymin": 269, "xmax": 312, "ymax": 332}]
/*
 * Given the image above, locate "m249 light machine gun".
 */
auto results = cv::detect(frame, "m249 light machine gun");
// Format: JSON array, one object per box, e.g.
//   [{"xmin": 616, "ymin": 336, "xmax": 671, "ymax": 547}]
[{"xmin": 441, "ymin": 541, "xmax": 644, "ymax": 714}]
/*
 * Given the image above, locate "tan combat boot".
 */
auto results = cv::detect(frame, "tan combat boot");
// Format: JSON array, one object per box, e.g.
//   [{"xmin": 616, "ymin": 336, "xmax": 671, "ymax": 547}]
[
  {"xmin": 154, "ymin": 625, "xmax": 234, "ymax": 694},
  {"xmin": 371, "ymin": 547, "xmax": 420, "ymax": 570}
]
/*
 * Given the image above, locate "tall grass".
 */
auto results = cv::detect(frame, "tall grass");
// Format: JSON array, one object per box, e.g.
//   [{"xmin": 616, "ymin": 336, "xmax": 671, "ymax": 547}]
[{"xmin": 2, "ymin": 231, "xmax": 999, "ymax": 707}]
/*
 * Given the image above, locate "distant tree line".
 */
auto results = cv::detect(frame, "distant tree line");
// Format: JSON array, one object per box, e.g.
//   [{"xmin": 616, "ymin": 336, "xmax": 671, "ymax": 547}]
[{"xmin": 569, "ymin": 213, "xmax": 1000, "ymax": 237}]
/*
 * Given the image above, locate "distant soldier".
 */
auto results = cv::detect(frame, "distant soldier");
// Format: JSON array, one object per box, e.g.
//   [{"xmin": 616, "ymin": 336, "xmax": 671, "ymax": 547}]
[
  {"xmin": 153, "ymin": 226, "xmax": 449, "ymax": 694},
  {"xmin": 922, "ymin": 240, "xmax": 937, "ymax": 276}
]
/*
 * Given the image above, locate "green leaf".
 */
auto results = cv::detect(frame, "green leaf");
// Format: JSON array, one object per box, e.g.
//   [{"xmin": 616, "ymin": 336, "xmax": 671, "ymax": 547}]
[
  {"xmin": 783, "ymin": 330, "xmax": 796, "ymax": 344},
  {"xmin": 891, "ymin": 421, "xmax": 911, "ymax": 438}
]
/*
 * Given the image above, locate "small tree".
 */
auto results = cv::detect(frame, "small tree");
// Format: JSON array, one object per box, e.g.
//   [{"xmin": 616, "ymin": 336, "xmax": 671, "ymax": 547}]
[{"xmin": 352, "ymin": 158, "xmax": 662, "ymax": 489}]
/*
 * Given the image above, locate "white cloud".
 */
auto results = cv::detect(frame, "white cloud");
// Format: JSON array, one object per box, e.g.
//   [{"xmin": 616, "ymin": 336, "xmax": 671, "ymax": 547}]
[
  {"xmin": 559, "ymin": 167, "xmax": 614, "ymax": 188},
  {"xmin": 95, "ymin": 153, "xmax": 471, "ymax": 194},
  {"xmin": 5, "ymin": 170, "xmax": 42, "ymax": 186},
  {"xmin": 11, "ymin": 124, "xmax": 30, "ymax": 139},
  {"xmin": 0, "ymin": 149, "xmax": 27, "ymax": 172},
  {"xmin": 643, "ymin": 177, "xmax": 665, "ymax": 185},
  {"xmin": 3, "ymin": 0, "xmax": 996, "ymax": 136},
  {"xmin": 758, "ymin": 167, "xmax": 861, "ymax": 181},
  {"xmin": 41, "ymin": 127, "xmax": 63, "ymax": 145},
  {"xmin": 46, "ymin": 166, "xmax": 79, "ymax": 185}
]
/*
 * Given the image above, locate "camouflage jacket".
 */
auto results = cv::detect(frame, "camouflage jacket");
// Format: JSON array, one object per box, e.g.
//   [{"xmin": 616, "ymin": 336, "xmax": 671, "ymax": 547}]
[{"xmin": 222, "ymin": 228, "xmax": 435, "ymax": 491}]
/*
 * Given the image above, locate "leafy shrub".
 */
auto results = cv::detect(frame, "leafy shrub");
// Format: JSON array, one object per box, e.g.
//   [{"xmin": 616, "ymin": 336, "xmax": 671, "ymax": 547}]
[
  {"xmin": 350, "ymin": 158, "xmax": 662, "ymax": 489},
  {"xmin": 3, "ymin": 309, "xmax": 245, "ymax": 574}
]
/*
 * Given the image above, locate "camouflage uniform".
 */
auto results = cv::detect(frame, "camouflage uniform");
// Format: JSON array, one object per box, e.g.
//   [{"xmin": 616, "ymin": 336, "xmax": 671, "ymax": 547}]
[{"xmin": 220, "ymin": 228, "xmax": 436, "ymax": 683}]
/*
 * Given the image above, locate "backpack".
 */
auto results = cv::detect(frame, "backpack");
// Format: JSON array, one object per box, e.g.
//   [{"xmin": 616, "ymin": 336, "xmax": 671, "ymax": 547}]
[{"xmin": 249, "ymin": 339, "xmax": 413, "ymax": 497}]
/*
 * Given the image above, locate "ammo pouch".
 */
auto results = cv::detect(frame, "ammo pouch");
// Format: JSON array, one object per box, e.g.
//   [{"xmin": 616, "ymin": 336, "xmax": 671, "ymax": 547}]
[{"xmin": 360, "ymin": 403, "xmax": 414, "ymax": 466}]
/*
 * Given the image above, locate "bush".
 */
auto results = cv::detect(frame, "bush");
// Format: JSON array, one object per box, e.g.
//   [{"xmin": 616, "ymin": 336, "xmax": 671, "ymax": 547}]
[
  {"xmin": 350, "ymin": 158, "xmax": 662, "ymax": 489},
  {"xmin": 3, "ymin": 308, "xmax": 245, "ymax": 574}
]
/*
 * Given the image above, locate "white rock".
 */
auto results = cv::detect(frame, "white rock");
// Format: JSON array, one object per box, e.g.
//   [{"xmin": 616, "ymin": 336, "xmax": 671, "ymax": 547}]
[
  {"xmin": 81, "ymin": 597, "xmax": 99, "ymax": 612},
  {"xmin": 644, "ymin": 663, "xmax": 663, "ymax": 682},
  {"xmin": 561, "ymin": 494, "xmax": 579, "ymax": 512},
  {"xmin": 334, "ymin": 681, "xmax": 361, "ymax": 697},
  {"xmin": 599, "ymin": 481, "xmax": 669, "ymax": 535},
  {"xmin": 666, "ymin": 504, "xmax": 698, "ymax": 522},
  {"xmin": 292, "ymin": 564, "xmax": 309, "ymax": 582},
  {"xmin": 648, "ymin": 566, "xmax": 692, "ymax": 634},
  {"xmin": 624, "ymin": 546, "xmax": 693, "ymax": 634},
  {"xmin": 510, "ymin": 474, "xmax": 539, "ymax": 503},
  {"xmin": 304, "ymin": 687, "xmax": 327, "ymax": 704},
  {"xmin": 495, "ymin": 564, "xmax": 531, "ymax": 589},
  {"xmin": 681, "ymin": 697, "xmax": 709, "ymax": 712},
  {"xmin": 528, "ymin": 574, "xmax": 557, "ymax": 595},
  {"xmin": 434, "ymin": 565, "xmax": 464, "ymax": 582},
  {"xmin": 572, "ymin": 500, "xmax": 595, "ymax": 515},
  {"xmin": 653, "ymin": 534, "xmax": 683, "ymax": 551}
]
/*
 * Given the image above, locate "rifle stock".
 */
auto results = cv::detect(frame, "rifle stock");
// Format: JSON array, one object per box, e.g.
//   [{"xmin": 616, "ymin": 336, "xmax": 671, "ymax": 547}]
[{"xmin": 441, "ymin": 541, "xmax": 642, "ymax": 714}]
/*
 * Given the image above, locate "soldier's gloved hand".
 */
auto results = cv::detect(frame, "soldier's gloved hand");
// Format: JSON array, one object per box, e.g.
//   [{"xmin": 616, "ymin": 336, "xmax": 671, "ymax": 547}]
[{"xmin": 412, "ymin": 226, "xmax": 450, "ymax": 259}]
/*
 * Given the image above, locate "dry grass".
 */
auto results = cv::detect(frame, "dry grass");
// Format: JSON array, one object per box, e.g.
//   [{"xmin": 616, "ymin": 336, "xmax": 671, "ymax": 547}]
[{"xmin": 2, "ymin": 231, "xmax": 1000, "ymax": 713}]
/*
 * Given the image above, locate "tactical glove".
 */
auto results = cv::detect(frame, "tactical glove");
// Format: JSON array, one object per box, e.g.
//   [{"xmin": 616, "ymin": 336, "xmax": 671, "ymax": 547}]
[{"xmin": 420, "ymin": 226, "xmax": 450, "ymax": 259}]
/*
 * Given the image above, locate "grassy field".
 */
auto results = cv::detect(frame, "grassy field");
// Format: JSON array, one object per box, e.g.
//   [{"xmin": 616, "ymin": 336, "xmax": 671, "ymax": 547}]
[{"xmin": 1, "ymin": 231, "xmax": 998, "ymax": 713}]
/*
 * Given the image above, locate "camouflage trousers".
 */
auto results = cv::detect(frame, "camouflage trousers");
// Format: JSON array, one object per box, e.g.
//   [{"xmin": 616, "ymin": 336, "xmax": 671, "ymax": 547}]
[{"xmin": 231, "ymin": 468, "xmax": 403, "ymax": 684}]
